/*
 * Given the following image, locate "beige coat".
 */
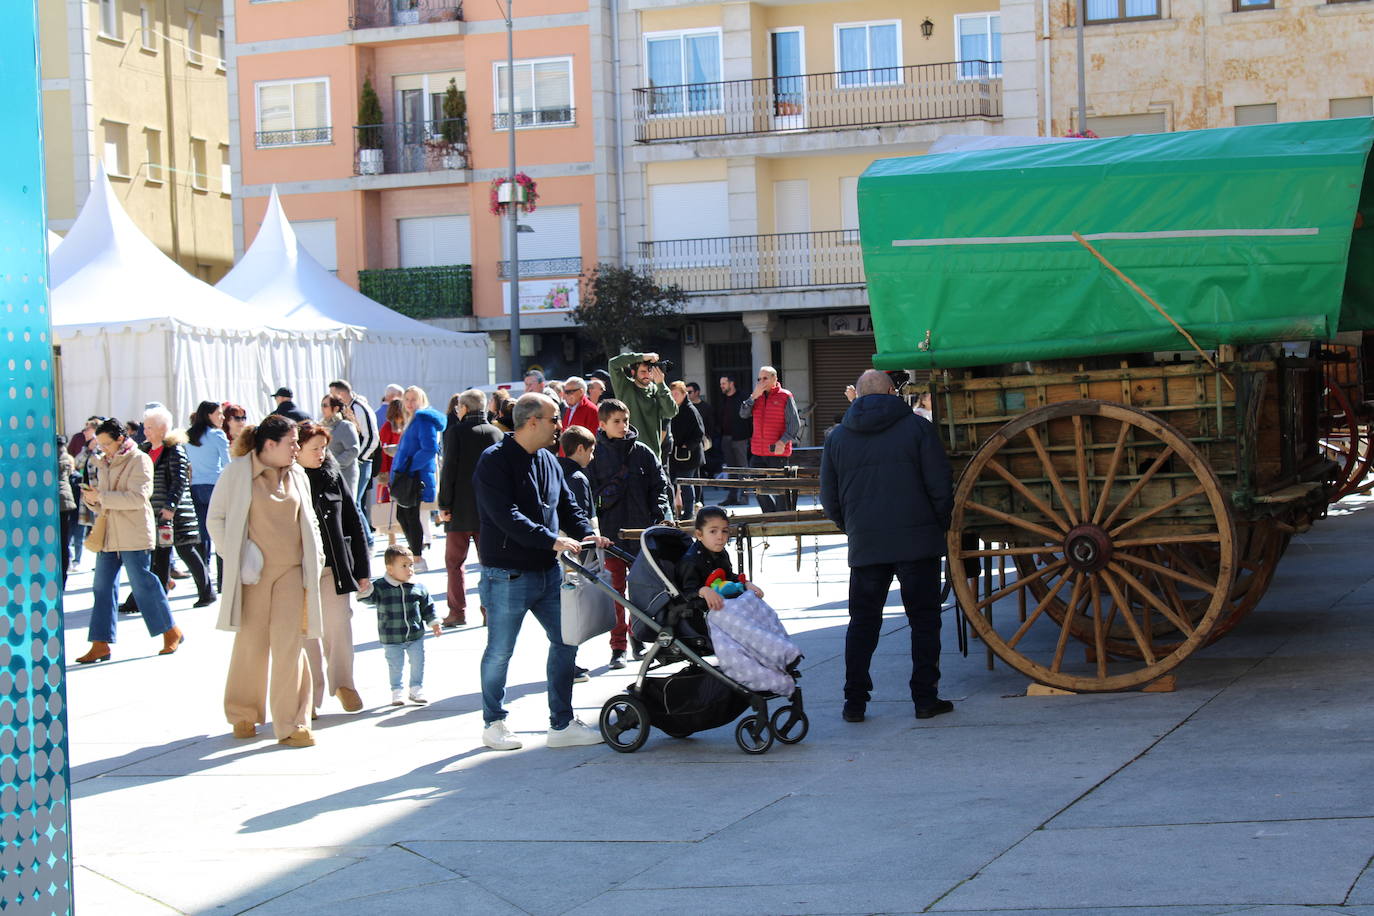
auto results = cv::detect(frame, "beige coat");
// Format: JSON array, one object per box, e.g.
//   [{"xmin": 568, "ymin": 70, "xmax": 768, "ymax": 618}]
[
  {"xmin": 88, "ymin": 443, "xmax": 156, "ymax": 552},
  {"xmin": 207, "ymin": 455, "xmax": 325, "ymax": 638}
]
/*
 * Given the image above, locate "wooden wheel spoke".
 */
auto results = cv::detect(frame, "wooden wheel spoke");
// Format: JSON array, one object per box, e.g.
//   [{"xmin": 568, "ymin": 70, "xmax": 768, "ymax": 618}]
[
  {"xmin": 1093, "ymin": 421, "xmax": 1132, "ymax": 525},
  {"xmin": 974, "ymin": 558, "xmax": 1068, "ymax": 610},
  {"xmin": 1100, "ymin": 568, "xmax": 1158, "ymax": 664},
  {"xmin": 1090, "ymin": 575, "xmax": 1107, "ymax": 680},
  {"xmin": 965, "ymin": 500, "xmax": 1062, "ymax": 542},
  {"xmin": 1107, "ymin": 560, "xmax": 1196, "ymax": 635},
  {"xmin": 1025, "ymin": 425, "xmax": 1080, "ymax": 526},
  {"xmin": 1050, "ymin": 574, "xmax": 1086, "ymax": 673},
  {"xmin": 1158, "ymin": 543, "xmax": 1210, "ymax": 585},
  {"xmin": 1101, "ymin": 446, "xmax": 1175, "ymax": 530},
  {"xmin": 1007, "ymin": 573, "xmax": 1070, "ymax": 649},
  {"xmin": 1072, "ymin": 415, "xmax": 1091, "ymax": 524},
  {"xmin": 963, "ymin": 545, "xmax": 1072, "ymax": 558},
  {"xmin": 983, "ymin": 457, "xmax": 1071, "ymax": 533},
  {"xmin": 1109, "ymin": 483, "xmax": 1208, "ymax": 539},
  {"xmin": 1113, "ymin": 533, "xmax": 1221, "ymax": 549},
  {"xmin": 1116, "ymin": 551, "xmax": 1216, "ymax": 595}
]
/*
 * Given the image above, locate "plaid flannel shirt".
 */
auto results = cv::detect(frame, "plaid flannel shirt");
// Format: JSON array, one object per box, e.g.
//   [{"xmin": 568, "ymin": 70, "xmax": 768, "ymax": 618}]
[{"xmin": 358, "ymin": 576, "xmax": 436, "ymax": 645}]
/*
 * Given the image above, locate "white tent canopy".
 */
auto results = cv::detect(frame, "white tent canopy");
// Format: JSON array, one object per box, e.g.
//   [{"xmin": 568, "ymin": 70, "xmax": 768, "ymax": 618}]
[
  {"xmin": 50, "ymin": 168, "xmax": 351, "ymax": 434},
  {"xmin": 217, "ymin": 187, "xmax": 489, "ymax": 406}
]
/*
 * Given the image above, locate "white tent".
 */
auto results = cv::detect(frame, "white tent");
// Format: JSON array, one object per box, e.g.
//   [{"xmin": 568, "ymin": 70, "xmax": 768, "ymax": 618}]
[
  {"xmin": 217, "ymin": 188, "xmax": 489, "ymax": 407},
  {"xmin": 47, "ymin": 230, "xmax": 63, "ymax": 255},
  {"xmin": 50, "ymin": 168, "xmax": 351, "ymax": 434}
]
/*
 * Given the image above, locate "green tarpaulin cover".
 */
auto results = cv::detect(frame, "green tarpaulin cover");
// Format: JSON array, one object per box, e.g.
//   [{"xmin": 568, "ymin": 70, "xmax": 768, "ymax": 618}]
[{"xmin": 859, "ymin": 118, "xmax": 1374, "ymax": 370}]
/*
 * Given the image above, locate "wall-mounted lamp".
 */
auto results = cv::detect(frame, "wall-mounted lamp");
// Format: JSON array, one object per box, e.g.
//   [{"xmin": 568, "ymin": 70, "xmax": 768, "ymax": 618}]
[{"xmin": 920, "ymin": 17, "xmax": 934, "ymax": 39}]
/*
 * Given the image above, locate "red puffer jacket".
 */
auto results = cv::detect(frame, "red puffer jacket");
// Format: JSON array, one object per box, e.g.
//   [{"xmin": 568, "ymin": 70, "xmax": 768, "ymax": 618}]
[{"xmin": 750, "ymin": 386, "xmax": 794, "ymax": 458}]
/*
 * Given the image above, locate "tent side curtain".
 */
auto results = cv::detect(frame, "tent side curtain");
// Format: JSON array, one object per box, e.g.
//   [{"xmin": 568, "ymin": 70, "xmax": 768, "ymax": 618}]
[
  {"xmin": 348, "ymin": 334, "xmax": 490, "ymax": 410},
  {"xmin": 858, "ymin": 118, "xmax": 1374, "ymax": 371}
]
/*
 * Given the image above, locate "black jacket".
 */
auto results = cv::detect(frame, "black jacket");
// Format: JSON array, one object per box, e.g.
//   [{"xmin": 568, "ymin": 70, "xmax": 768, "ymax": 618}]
[
  {"xmin": 437, "ymin": 412, "xmax": 504, "ymax": 532},
  {"xmin": 716, "ymin": 390, "xmax": 751, "ymax": 439},
  {"xmin": 304, "ymin": 454, "xmax": 372, "ymax": 594},
  {"xmin": 273, "ymin": 400, "xmax": 311, "ymax": 423},
  {"xmin": 143, "ymin": 436, "xmax": 199, "ymax": 546},
  {"xmin": 473, "ymin": 434, "xmax": 594, "ymax": 571},
  {"xmin": 820, "ymin": 394, "xmax": 954, "ymax": 567},
  {"xmin": 676, "ymin": 541, "xmax": 735, "ymax": 596},
  {"xmin": 585, "ymin": 427, "xmax": 672, "ymax": 550},
  {"xmin": 668, "ymin": 401, "xmax": 706, "ymax": 474},
  {"xmin": 557, "ymin": 456, "xmax": 594, "ymax": 521}
]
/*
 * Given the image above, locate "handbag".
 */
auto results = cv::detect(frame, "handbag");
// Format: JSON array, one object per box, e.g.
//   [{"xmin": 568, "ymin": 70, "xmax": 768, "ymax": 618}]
[
  {"xmin": 560, "ymin": 546, "xmax": 616, "ymax": 646},
  {"xmin": 390, "ymin": 470, "xmax": 422, "ymax": 509},
  {"xmin": 83, "ymin": 513, "xmax": 106, "ymax": 553},
  {"xmin": 241, "ymin": 539, "xmax": 264, "ymax": 586}
]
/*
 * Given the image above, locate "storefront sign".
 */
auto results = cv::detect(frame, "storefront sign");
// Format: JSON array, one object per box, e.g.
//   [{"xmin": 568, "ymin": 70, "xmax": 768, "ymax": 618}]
[
  {"xmin": 828, "ymin": 314, "xmax": 873, "ymax": 336},
  {"xmin": 501, "ymin": 278, "xmax": 578, "ymax": 314}
]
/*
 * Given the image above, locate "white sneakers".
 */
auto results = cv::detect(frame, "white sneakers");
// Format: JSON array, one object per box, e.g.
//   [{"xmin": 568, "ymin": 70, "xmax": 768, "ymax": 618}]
[
  {"xmin": 546, "ymin": 718, "xmax": 604, "ymax": 748},
  {"xmin": 482, "ymin": 720, "xmax": 523, "ymax": 751},
  {"xmin": 391, "ymin": 689, "xmax": 405, "ymax": 706},
  {"xmin": 408, "ymin": 688, "xmax": 427, "ymax": 705}
]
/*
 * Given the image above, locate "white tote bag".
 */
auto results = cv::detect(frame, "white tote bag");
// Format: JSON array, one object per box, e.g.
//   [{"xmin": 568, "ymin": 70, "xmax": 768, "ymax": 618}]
[{"xmin": 560, "ymin": 547, "xmax": 617, "ymax": 647}]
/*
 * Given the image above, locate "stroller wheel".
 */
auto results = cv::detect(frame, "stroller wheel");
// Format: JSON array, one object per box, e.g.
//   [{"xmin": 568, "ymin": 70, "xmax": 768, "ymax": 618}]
[
  {"xmin": 734, "ymin": 715, "xmax": 774, "ymax": 755},
  {"xmin": 769, "ymin": 705, "xmax": 809, "ymax": 745},
  {"xmin": 600, "ymin": 694, "xmax": 650, "ymax": 753}
]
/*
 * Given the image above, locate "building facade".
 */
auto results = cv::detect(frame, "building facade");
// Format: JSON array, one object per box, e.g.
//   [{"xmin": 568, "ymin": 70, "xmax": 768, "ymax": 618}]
[{"xmin": 41, "ymin": 0, "xmax": 235, "ymax": 281}]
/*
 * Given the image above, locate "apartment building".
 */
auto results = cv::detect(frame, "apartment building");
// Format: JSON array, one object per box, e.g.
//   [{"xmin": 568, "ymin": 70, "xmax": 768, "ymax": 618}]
[
  {"xmin": 41, "ymin": 0, "xmax": 234, "ymax": 281},
  {"xmin": 617, "ymin": 0, "xmax": 1037, "ymax": 443},
  {"xmin": 229, "ymin": 0, "xmax": 615, "ymax": 382}
]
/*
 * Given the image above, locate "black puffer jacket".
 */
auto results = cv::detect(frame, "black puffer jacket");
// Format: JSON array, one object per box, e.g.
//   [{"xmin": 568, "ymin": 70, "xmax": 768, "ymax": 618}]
[
  {"xmin": 820, "ymin": 394, "xmax": 953, "ymax": 567},
  {"xmin": 437, "ymin": 411, "xmax": 504, "ymax": 532},
  {"xmin": 585, "ymin": 427, "xmax": 672, "ymax": 551},
  {"xmin": 304, "ymin": 453, "xmax": 372, "ymax": 594},
  {"xmin": 668, "ymin": 400, "xmax": 705, "ymax": 477},
  {"xmin": 144, "ymin": 433, "xmax": 200, "ymax": 546}
]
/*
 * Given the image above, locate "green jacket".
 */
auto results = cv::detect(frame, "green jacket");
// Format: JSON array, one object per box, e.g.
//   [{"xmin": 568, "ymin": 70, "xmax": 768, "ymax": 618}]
[{"xmin": 608, "ymin": 352, "xmax": 678, "ymax": 463}]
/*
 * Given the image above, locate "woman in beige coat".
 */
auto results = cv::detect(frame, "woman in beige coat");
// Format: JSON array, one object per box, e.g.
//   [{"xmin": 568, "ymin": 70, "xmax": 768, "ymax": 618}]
[{"xmin": 208, "ymin": 415, "xmax": 325, "ymax": 748}]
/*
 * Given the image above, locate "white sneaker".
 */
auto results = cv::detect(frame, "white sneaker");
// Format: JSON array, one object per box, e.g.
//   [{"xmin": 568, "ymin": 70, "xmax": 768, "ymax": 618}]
[
  {"xmin": 408, "ymin": 688, "xmax": 427, "ymax": 705},
  {"xmin": 391, "ymin": 689, "xmax": 405, "ymax": 706},
  {"xmin": 482, "ymin": 720, "xmax": 523, "ymax": 751},
  {"xmin": 546, "ymin": 717, "xmax": 603, "ymax": 748}
]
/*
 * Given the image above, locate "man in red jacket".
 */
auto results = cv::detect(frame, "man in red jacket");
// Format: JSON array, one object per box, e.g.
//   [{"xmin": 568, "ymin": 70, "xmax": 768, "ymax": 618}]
[
  {"xmin": 740, "ymin": 365, "xmax": 800, "ymax": 514},
  {"xmin": 559, "ymin": 377, "xmax": 600, "ymax": 435}
]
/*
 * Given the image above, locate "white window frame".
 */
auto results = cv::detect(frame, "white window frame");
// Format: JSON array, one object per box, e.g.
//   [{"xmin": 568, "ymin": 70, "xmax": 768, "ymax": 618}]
[
  {"xmin": 215, "ymin": 20, "xmax": 226, "ymax": 71},
  {"xmin": 99, "ymin": 0, "xmax": 122, "ymax": 39},
  {"xmin": 953, "ymin": 13, "xmax": 1002, "ymax": 79},
  {"xmin": 143, "ymin": 127, "xmax": 163, "ymax": 183},
  {"xmin": 254, "ymin": 77, "xmax": 332, "ymax": 148},
  {"xmin": 643, "ymin": 28, "xmax": 725, "ymax": 117},
  {"xmin": 190, "ymin": 137, "xmax": 209, "ymax": 190},
  {"xmin": 1084, "ymin": 0, "xmax": 1161, "ymax": 24},
  {"xmin": 492, "ymin": 56, "xmax": 575, "ymax": 130},
  {"xmin": 185, "ymin": 12, "xmax": 202, "ymax": 65},
  {"xmin": 139, "ymin": 4, "xmax": 155, "ymax": 51},
  {"xmin": 833, "ymin": 20, "xmax": 902, "ymax": 88},
  {"xmin": 101, "ymin": 119, "xmax": 130, "ymax": 178},
  {"xmin": 219, "ymin": 144, "xmax": 232, "ymax": 196}
]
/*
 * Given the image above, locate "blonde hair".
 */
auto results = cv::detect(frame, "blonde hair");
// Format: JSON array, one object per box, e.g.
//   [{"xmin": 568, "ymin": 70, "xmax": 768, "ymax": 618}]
[
  {"xmin": 668, "ymin": 380, "xmax": 687, "ymax": 395},
  {"xmin": 403, "ymin": 386, "xmax": 430, "ymax": 409}
]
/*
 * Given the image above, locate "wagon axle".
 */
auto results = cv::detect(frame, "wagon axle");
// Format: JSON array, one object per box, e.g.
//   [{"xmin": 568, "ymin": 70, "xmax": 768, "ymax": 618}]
[{"xmin": 1064, "ymin": 524, "xmax": 1113, "ymax": 574}]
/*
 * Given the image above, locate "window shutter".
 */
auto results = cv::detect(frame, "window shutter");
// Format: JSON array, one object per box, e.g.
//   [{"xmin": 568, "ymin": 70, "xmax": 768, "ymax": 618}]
[
  {"xmin": 502, "ymin": 206, "xmax": 580, "ymax": 260},
  {"xmin": 290, "ymin": 219, "xmax": 338, "ymax": 272},
  {"xmin": 650, "ymin": 182, "xmax": 728, "ymax": 241},
  {"xmin": 401, "ymin": 216, "xmax": 471, "ymax": 267},
  {"xmin": 1331, "ymin": 97, "xmax": 1374, "ymax": 119},
  {"xmin": 840, "ymin": 177, "xmax": 859, "ymax": 232},
  {"xmin": 1234, "ymin": 103, "xmax": 1277, "ymax": 126},
  {"xmin": 1085, "ymin": 111, "xmax": 1167, "ymax": 137}
]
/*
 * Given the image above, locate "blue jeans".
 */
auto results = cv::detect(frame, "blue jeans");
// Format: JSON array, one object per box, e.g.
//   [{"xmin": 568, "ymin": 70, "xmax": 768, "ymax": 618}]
[
  {"xmin": 89, "ymin": 549, "xmax": 176, "ymax": 642},
  {"xmin": 190, "ymin": 483, "xmax": 216, "ymax": 564},
  {"xmin": 479, "ymin": 564, "xmax": 577, "ymax": 729},
  {"xmin": 355, "ymin": 458, "xmax": 374, "ymax": 546},
  {"xmin": 383, "ymin": 639, "xmax": 424, "ymax": 690}
]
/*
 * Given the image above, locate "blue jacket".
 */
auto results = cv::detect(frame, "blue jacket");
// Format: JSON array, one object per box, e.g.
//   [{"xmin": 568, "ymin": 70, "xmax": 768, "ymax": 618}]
[
  {"xmin": 474, "ymin": 434, "xmax": 594, "ymax": 571},
  {"xmin": 185, "ymin": 427, "xmax": 230, "ymax": 487},
  {"xmin": 391, "ymin": 406, "xmax": 446, "ymax": 503},
  {"xmin": 556, "ymin": 456, "xmax": 594, "ymax": 521},
  {"xmin": 820, "ymin": 394, "xmax": 953, "ymax": 567}
]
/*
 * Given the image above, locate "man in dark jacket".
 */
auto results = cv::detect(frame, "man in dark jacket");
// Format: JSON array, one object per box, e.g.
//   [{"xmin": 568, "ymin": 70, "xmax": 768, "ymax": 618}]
[
  {"xmin": 715, "ymin": 375, "xmax": 753, "ymax": 505},
  {"xmin": 820, "ymin": 370, "xmax": 954, "ymax": 724},
  {"xmin": 586, "ymin": 398, "xmax": 673, "ymax": 668},
  {"xmin": 473, "ymin": 393, "xmax": 609, "ymax": 751},
  {"xmin": 436, "ymin": 388, "xmax": 504, "ymax": 628},
  {"xmin": 271, "ymin": 386, "xmax": 311, "ymax": 423}
]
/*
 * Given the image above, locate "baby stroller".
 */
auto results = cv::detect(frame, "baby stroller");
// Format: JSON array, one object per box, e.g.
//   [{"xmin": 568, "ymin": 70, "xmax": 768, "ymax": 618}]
[{"xmin": 558, "ymin": 527, "xmax": 808, "ymax": 755}]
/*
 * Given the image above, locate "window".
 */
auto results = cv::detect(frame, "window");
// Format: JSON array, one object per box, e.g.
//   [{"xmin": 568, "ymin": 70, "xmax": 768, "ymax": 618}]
[
  {"xmin": 399, "ymin": 216, "xmax": 472, "ymax": 267},
  {"xmin": 1232, "ymin": 0, "xmax": 1272, "ymax": 10},
  {"xmin": 955, "ymin": 14, "xmax": 1002, "ymax": 78},
  {"xmin": 139, "ymin": 4, "xmax": 155, "ymax": 50},
  {"xmin": 290, "ymin": 219, "xmax": 338, "ymax": 273},
  {"xmin": 501, "ymin": 205, "xmax": 580, "ymax": 261},
  {"xmin": 494, "ymin": 58, "xmax": 573, "ymax": 128},
  {"xmin": 1084, "ymin": 0, "xmax": 1159, "ymax": 23},
  {"xmin": 216, "ymin": 20, "xmax": 225, "ymax": 69},
  {"xmin": 1085, "ymin": 111, "xmax": 1168, "ymax": 136},
  {"xmin": 101, "ymin": 120, "xmax": 129, "ymax": 176},
  {"xmin": 190, "ymin": 138, "xmax": 208, "ymax": 190},
  {"xmin": 99, "ymin": 0, "xmax": 121, "ymax": 39},
  {"xmin": 143, "ymin": 128, "xmax": 162, "ymax": 182},
  {"xmin": 644, "ymin": 30, "xmax": 722, "ymax": 115},
  {"xmin": 840, "ymin": 177, "xmax": 860, "ymax": 233},
  {"xmin": 835, "ymin": 21, "xmax": 900, "ymax": 87},
  {"xmin": 1331, "ymin": 97, "xmax": 1374, "ymax": 118},
  {"xmin": 1234, "ymin": 103, "xmax": 1277, "ymax": 125},
  {"xmin": 219, "ymin": 144, "xmax": 231, "ymax": 195},
  {"xmin": 649, "ymin": 182, "xmax": 728, "ymax": 267},
  {"xmin": 186, "ymin": 13, "xmax": 202, "ymax": 64},
  {"xmin": 255, "ymin": 78, "xmax": 331, "ymax": 146}
]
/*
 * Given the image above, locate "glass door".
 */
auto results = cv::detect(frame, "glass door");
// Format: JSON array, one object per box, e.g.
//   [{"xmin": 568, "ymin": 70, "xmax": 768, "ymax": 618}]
[
  {"xmin": 399, "ymin": 88, "xmax": 426, "ymax": 171},
  {"xmin": 770, "ymin": 29, "xmax": 804, "ymax": 129}
]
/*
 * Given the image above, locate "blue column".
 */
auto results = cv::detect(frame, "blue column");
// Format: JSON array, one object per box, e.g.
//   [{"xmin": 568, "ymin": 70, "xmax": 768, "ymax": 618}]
[{"xmin": 0, "ymin": 1, "xmax": 75, "ymax": 913}]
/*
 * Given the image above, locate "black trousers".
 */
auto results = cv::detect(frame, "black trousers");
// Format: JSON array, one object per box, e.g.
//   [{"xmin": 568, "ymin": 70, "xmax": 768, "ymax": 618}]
[
  {"xmin": 59, "ymin": 508, "xmax": 76, "ymax": 588},
  {"xmin": 750, "ymin": 453, "xmax": 798, "ymax": 514},
  {"xmin": 397, "ymin": 502, "xmax": 425, "ymax": 557},
  {"xmin": 122, "ymin": 540, "xmax": 213, "ymax": 611},
  {"xmin": 845, "ymin": 557, "xmax": 943, "ymax": 706}
]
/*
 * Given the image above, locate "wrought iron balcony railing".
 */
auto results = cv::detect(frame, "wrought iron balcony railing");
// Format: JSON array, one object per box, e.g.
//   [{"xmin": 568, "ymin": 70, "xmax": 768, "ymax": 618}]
[
  {"xmin": 638, "ymin": 230, "xmax": 863, "ymax": 293},
  {"xmin": 357, "ymin": 265, "xmax": 472, "ymax": 318},
  {"xmin": 349, "ymin": 0, "xmax": 462, "ymax": 29},
  {"xmin": 496, "ymin": 257, "xmax": 582, "ymax": 279},
  {"xmin": 353, "ymin": 119, "xmax": 468, "ymax": 176},
  {"xmin": 491, "ymin": 107, "xmax": 576, "ymax": 130},
  {"xmin": 633, "ymin": 61, "xmax": 1000, "ymax": 142},
  {"xmin": 255, "ymin": 126, "xmax": 332, "ymax": 148}
]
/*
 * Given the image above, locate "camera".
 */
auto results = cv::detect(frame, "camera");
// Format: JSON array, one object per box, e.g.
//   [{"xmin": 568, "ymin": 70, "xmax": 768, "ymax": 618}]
[{"xmin": 648, "ymin": 358, "xmax": 673, "ymax": 373}]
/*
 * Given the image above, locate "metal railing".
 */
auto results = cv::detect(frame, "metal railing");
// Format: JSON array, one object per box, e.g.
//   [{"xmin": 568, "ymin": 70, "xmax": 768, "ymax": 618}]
[
  {"xmin": 633, "ymin": 61, "xmax": 1000, "ymax": 142},
  {"xmin": 496, "ymin": 257, "xmax": 582, "ymax": 279},
  {"xmin": 353, "ymin": 119, "xmax": 468, "ymax": 175},
  {"xmin": 357, "ymin": 265, "xmax": 472, "ymax": 318},
  {"xmin": 255, "ymin": 127, "xmax": 332, "ymax": 148},
  {"xmin": 349, "ymin": 0, "xmax": 462, "ymax": 29},
  {"xmin": 491, "ymin": 107, "xmax": 576, "ymax": 130},
  {"xmin": 638, "ymin": 230, "xmax": 864, "ymax": 293}
]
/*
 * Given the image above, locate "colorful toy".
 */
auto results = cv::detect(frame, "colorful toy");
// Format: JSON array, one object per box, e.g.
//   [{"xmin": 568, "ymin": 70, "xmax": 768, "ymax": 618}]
[{"xmin": 705, "ymin": 569, "xmax": 747, "ymax": 599}]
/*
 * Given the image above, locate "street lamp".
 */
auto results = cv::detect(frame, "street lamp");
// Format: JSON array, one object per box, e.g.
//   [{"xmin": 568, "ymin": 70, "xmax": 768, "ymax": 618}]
[{"xmin": 503, "ymin": 0, "xmax": 521, "ymax": 382}]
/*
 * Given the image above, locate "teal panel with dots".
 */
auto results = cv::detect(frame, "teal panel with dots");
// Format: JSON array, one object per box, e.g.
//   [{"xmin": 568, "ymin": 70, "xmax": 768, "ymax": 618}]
[{"xmin": 0, "ymin": 3, "xmax": 75, "ymax": 914}]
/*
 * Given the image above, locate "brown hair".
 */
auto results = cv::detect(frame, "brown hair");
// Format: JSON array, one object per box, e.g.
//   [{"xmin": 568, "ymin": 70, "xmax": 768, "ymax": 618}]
[
  {"xmin": 297, "ymin": 420, "xmax": 332, "ymax": 444},
  {"xmin": 559, "ymin": 425, "xmax": 595, "ymax": 456},
  {"xmin": 385, "ymin": 398, "xmax": 405, "ymax": 430},
  {"xmin": 384, "ymin": 544, "xmax": 413, "ymax": 566},
  {"xmin": 231, "ymin": 415, "xmax": 297, "ymax": 457},
  {"xmin": 598, "ymin": 398, "xmax": 629, "ymax": 422}
]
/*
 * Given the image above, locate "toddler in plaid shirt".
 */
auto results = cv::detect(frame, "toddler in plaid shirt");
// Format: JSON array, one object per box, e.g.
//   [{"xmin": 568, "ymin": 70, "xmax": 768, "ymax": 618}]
[{"xmin": 357, "ymin": 545, "xmax": 441, "ymax": 705}]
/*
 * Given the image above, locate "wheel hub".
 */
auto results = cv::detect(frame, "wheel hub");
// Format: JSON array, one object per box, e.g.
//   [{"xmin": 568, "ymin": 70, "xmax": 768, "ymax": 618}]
[{"xmin": 1063, "ymin": 524, "xmax": 1114, "ymax": 574}]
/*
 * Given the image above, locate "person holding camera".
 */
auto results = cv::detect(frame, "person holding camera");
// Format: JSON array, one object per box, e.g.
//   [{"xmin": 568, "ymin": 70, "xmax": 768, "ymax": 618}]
[{"xmin": 607, "ymin": 351, "xmax": 678, "ymax": 466}]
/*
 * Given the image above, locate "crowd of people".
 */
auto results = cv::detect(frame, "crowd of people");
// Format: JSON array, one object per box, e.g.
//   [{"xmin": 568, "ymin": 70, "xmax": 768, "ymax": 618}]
[{"xmin": 61, "ymin": 354, "xmax": 955, "ymax": 750}]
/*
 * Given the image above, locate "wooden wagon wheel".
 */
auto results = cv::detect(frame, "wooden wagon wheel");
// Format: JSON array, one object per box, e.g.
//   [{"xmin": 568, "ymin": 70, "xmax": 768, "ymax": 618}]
[
  {"xmin": 1319, "ymin": 379, "xmax": 1371, "ymax": 501},
  {"xmin": 947, "ymin": 400, "xmax": 1237, "ymax": 692}
]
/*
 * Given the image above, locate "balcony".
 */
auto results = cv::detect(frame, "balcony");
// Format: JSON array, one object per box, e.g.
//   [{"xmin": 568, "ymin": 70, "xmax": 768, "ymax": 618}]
[
  {"xmin": 353, "ymin": 119, "xmax": 468, "ymax": 176},
  {"xmin": 633, "ymin": 61, "xmax": 1000, "ymax": 143},
  {"xmin": 256, "ymin": 127, "xmax": 332, "ymax": 149},
  {"xmin": 638, "ymin": 230, "xmax": 863, "ymax": 293},
  {"xmin": 496, "ymin": 257, "xmax": 582, "ymax": 279},
  {"xmin": 349, "ymin": 0, "xmax": 462, "ymax": 29},
  {"xmin": 357, "ymin": 265, "xmax": 472, "ymax": 318}
]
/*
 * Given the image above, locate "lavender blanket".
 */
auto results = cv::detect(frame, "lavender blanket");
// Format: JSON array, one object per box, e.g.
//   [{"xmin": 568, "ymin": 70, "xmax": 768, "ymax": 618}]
[{"xmin": 706, "ymin": 592, "xmax": 802, "ymax": 697}]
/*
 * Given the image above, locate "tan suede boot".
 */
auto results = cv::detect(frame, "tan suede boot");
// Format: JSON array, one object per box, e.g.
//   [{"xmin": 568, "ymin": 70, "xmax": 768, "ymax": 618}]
[{"xmin": 75, "ymin": 642, "xmax": 111, "ymax": 664}]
